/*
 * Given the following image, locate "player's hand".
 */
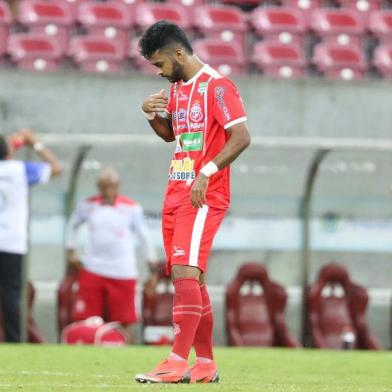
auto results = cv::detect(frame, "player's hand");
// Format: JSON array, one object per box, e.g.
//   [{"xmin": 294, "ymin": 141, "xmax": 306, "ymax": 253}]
[
  {"xmin": 19, "ymin": 128, "xmax": 38, "ymax": 147},
  {"xmin": 191, "ymin": 174, "xmax": 209, "ymax": 208},
  {"xmin": 67, "ymin": 249, "xmax": 83, "ymax": 271},
  {"xmin": 142, "ymin": 89, "xmax": 168, "ymax": 114}
]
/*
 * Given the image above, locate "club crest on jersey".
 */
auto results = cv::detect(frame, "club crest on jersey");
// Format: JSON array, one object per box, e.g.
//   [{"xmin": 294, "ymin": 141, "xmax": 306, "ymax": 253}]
[
  {"xmin": 169, "ymin": 158, "xmax": 195, "ymax": 181},
  {"xmin": 197, "ymin": 82, "xmax": 208, "ymax": 94},
  {"xmin": 190, "ymin": 101, "xmax": 204, "ymax": 122}
]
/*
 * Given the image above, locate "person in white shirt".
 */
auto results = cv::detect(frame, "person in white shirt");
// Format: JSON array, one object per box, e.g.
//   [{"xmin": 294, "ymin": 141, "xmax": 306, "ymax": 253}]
[
  {"xmin": 66, "ymin": 167, "xmax": 158, "ymax": 342},
  {"xmin": 0, "ymin": 128, "xmax": 62, "ymax": 342}
]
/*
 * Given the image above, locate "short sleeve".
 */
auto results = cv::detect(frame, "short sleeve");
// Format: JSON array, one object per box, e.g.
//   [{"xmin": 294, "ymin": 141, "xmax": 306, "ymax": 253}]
[
  {"xmin": 24, "ymin": 161, "xmax": 51, "ymax": 186},
  {"xmin": 211, "ymin": 79, "xmax": 247, "ymax": 130}
]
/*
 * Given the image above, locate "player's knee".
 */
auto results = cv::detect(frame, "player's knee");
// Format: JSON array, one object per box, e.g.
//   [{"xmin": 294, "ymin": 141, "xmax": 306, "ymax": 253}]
[{"xmin": 171, "ymin": 265, "xmax": 201, "ymax": 281}]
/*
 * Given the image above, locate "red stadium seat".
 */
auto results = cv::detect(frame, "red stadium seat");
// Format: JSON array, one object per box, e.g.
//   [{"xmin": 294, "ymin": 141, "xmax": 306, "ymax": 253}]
[
  {"xmin": 0, "ymin": 282, "xmax": 45, "ymax": 343},
  {"xmin": 226, "ymin": 263, "xmax": 300, "ymax": 347},
  {"xmin": 193, "ymin": 5, "xmax": 248, "ymax": 46},
  {"xmin": 0, "ymin": 0, "xmax": 12, "ymax": 57},
  {"xmin": 193, "ymin": 38, "xmax": 247, "ymax": 76},
  {"xmin": 18, "ymin": 0, "xmax": 73, "ymax": 53},
  {"xmin": 310, "ymin": 8, "xmax": 365, "ymax": 46},
  {"xmin": 129, "ymin": 36, "xmax": 157, "ymax": 75},
  {"xmin": 312, "ymin": 42, "xmax": 367, "ymax": 80},
  {"xmin": 307, "ymin": 263, "xmax": 382, "ymax": 350},
  {"xmin": 251, "ymin": 6, "xmax": 306, "ymax": 45},
  {"xmin": 77, "ymin": 1, "xmax": 133, "ymax": 55},
  {"xmin": 134, "ymin": 3, "xmax": 190, "ymax": 33},
  {"xmin": 373, "ymin": 43, "xmax": 392, "ymax": 79},
  {"xmin": 7, "ymin": 33, "xmax": 62, "ymax": 71},
  {"xmin": 57, "ymin": 267, "xmax": 79, "ymax": 335},
  {"xmin": 142, "ymin": 262, "xmax": 174, "ymax": 345},
  {"xmin": 69, "ymin": 35, "xmax": 125, "ymax": 74},
  {"xmin": 281, "ymin": 0, "xmax": 322, "ymax": 16},
  {"xmin": 252, "ymin": 40, "xmax": 306, "ymax": 79},
  {"xmin": 369, "ymin": 10, "xmax": 392, "ymax": 43},
  {"xmin": 61, "ymin": 0, "xmax": 89, "ymax": 18}
]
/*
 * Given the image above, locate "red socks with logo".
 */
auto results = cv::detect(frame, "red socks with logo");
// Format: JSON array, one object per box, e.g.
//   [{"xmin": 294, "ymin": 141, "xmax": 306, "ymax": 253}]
[
  {"xmin": 193, "ymin": 284, "xmax": 214, "ymax": 360},
  {"xmin": 172, "ymin": 278, "xmax": 202, "ymax": 360}
]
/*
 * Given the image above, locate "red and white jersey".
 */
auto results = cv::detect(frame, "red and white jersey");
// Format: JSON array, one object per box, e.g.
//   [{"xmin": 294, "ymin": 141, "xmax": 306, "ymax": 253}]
[
  {"xmin": 65, "ymin": 194, "xmax": 157, "ymax": 279},
  {"xmin": 164, "ymin": 64, "xmax": 247, "ymax": 210}
]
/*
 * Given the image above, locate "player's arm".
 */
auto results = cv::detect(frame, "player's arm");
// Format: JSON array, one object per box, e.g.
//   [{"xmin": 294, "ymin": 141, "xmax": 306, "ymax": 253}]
[
  {"xmin": 191, "ymin": 123, "xmax": 250, "ymax": 208},
  {"xmin": 65, "ymin": 203, "xmax": 88, "ymax": 271},
  {"xmin": 141, "ymin": 89, "xmax": 175, "ymax": 142}
]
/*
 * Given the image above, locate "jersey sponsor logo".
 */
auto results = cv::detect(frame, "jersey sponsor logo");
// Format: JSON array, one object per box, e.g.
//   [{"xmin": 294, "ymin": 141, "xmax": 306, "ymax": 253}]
[
  {"xmin": 175, "ymin": 135, "xmax": 182, "ymax": 153},
  {"xmin": 169, "ymin": 158, "xmax": 195, "ymax": 181},
  {"xmin": 215, "ymin": 86, "xmax": 231, "ymax": 121},
  {"xmin": 179, "ymin": 91, "xmax": 188, "ymax": 101},
  {"xmin": 197, "ymin": 82, "xmax": 208, "ymax": 94},
  {"xmin": 180, "ymin": 132, "xmax": 203, "ymax": 152},
  {"xmin": 189, "ymin": 101, "xmax": 204, "ymax": 122},
  {"xmin": 173, "ymin": 246, "xmax": 185, "ymax": 257},
  {"xmin": 189, "ymin": 122, "xmax": 204, "ymax": 131}
]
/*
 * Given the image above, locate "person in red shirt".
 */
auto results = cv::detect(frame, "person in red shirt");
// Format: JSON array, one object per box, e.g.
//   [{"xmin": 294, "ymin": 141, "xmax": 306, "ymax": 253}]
[{"xmin": 135, "ymin": 21, "xmax": 250, "ymax": 384}]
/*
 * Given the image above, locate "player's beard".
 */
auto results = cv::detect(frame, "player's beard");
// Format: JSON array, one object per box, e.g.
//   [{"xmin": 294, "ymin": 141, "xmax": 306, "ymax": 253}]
[{"xmin": 168, "ymin": 59, "xmax": 185, "ymax": 83}]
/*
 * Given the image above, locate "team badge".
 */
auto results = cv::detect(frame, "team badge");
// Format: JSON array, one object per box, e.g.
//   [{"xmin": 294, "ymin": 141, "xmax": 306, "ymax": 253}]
[{"xmin": 190, "ymin": 101, "xmax": 204, "ymax": 122}]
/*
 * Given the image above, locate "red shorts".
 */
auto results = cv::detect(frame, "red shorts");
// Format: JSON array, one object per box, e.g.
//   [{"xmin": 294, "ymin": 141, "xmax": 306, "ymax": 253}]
[
  {"xmin": 162, "ymin": 203, "xmax": 227, "ymax": 273},
  {"xmin": 73, "ymin": 269, "xmax": 137, "ymax": 324}
]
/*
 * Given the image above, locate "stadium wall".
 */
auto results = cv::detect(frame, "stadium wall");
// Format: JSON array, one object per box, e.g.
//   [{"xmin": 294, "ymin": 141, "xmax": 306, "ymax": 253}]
[{"xmin": 1, "ymin": 70, "xmax": 392, "ymax": 138}]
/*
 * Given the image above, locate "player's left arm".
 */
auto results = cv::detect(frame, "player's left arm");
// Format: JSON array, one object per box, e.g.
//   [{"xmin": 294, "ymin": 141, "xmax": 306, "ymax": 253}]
[{"xmin": 191, "ymin": 123, "xmax": 250, "ymax": 208}]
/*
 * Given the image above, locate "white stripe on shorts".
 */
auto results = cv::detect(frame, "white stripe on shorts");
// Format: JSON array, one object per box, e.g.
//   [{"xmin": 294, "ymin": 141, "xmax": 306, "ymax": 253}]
[{"xmin": 189, "ymin": 205, "xmax": 209, "ymax": 267}]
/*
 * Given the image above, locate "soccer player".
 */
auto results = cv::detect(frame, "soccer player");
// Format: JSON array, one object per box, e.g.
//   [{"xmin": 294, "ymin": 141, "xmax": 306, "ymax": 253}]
[
  {"xmin": 135, "ymin": 21, "xmax": 251, "ymax": 384},
  {"xmin": 65, "ymin": 167, "xmax": 158, "ymax": 342}
]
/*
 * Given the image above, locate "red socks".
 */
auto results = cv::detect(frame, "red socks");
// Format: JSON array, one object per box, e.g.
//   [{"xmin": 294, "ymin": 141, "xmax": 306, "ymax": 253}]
[
  {"xmin": 193, "ymin": 284, "xmax": 214, "ymax": 360},
  {"xmin": 172, "ymin": 278, "xmax": 202, "ymax": 359}
]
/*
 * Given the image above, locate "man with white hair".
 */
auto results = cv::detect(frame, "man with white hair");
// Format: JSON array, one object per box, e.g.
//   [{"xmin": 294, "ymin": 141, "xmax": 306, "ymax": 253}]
[{"xmin": 65, "ymin": 167, "xmax": 157, "ymax": 341}]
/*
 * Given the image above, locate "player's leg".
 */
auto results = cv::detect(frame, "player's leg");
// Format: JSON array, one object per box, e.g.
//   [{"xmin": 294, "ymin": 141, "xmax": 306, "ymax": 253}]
[
  {"xmin": 72, "ymin": 269, "xmax": 104, "ymax": 321},
  {"xmin": 0, "ymin": 252, "xmax": 23, "ymax": 342},
  {"xmin": 135, "ymin": 206, "xmax": 202, "ymax": 384},
  {"xmin": 190, "ymin": 207, "xmax": 227, "ymax": 383},
  {"xmin": 105, "ymin": 277, "xmax": 137, "ymax": 343}
]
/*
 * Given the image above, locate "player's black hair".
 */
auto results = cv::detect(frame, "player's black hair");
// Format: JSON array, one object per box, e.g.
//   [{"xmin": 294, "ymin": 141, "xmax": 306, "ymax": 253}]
[
  {"xmin": 0, "ymin": 135, "xmax": 9, "ymax": 160},
  {"xmin": 139, "ymin": 20, "xmax": 193, "ymax": 59}
]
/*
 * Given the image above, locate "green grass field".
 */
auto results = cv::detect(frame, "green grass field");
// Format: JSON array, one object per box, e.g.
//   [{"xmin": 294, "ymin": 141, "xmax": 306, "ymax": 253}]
[{"xmin": 0, "ymin": 345, "xmax": 391, "ymax": 392}]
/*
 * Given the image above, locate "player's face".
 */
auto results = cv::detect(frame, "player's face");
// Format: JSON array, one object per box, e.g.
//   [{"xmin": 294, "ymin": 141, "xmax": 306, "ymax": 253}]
[
  {"xmin": 150, "ymin": 49, "xmax": 185, "ymax": 83},
  {"xmin": 98, "ymin": 179, "xmax": 119, "ymax": 204}
]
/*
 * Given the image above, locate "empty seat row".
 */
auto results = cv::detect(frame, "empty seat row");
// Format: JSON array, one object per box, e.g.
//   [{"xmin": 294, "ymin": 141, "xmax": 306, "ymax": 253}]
[{"xmin": 3, "ymin": 32, "xmax": 392, "ymax": 80}]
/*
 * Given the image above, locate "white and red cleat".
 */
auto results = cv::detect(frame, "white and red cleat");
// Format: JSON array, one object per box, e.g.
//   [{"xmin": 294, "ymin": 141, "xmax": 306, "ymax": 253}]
[
  {"xmin": 190, "ymin": 360, "xmax": 219, "ymax": 383},
  {"xmin": 135, "ymin": 358, "xmax": 190, "ymax": 384}
]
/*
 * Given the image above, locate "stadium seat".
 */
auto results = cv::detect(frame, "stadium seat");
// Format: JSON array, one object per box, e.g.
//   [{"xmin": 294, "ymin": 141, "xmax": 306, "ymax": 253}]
[
  {"xmin": 373, "ymin": 43, "xmax": 392, "ymax": 79},
  {"xmin": 7, "ymin": 33, "xmax": 63, "ymax": 71},
  {"xmin": 142, "ymin": 262, "xmax": 174, "ymax": 345},
  {"xmin": 57, "ymin": 267, "xmax": 79, "ymax": 335},
  {"xmin": 369, "ymin": 10, "xmax": 392, "ymax": 43},
  {"xmin": 192, "ymin": 38, "xmax": 247, "ymax": 76},
  {"xmin": 134, "ymin": 3, "xmax": 191, "ymax": 33},
  {"xmin": 17, "ymin": 0, "xmax": 73, "ymax": 53},
  {"xmin": 0, "ymin": 0, "xmax": 11, "ymax": 57},
  {"xmin": 252, "ymin": 40, "xmax": 306, "ymax": 79},
  {"xmin": 129, "ymin": 36, "xmax": 157, "ymax": 75},
  {"xmin": 69, "ymin": 35, "xmax": 125, "ymax": 74},
  {"xmin": 193, "ymin": 5, "xmax": 248, "ymax": 45},
  {"xmin": 307, "ymin": 262, "xmax": 382, "ymax": 350},
  {"xmin": 281, "ymin": 0, "xmax": 322, "ymax": 17},
  {"xmin": 251, "ymin": 6, "xmax": 307, "ymax": 45},
  {"xmin": 310, "ymin": 8, "xmax": 365, "ymax": 46},
  {"xmin": 77, "ymin": 1, "xmax": 133, "ymax": 55},
  {"xmin": 312, "ymin": 42, "xmax": 367, "ymax": 80},
  {"xmin": 61, "ymin": 0, "xmax": 89, "ymax": 18},
  {"xmin": 0, "ymin": 282, "xmax": 45, "ymax": 343},
  {"xmin": 225, "ymin": 262, "xmax": 300, "ymax": 347}
]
